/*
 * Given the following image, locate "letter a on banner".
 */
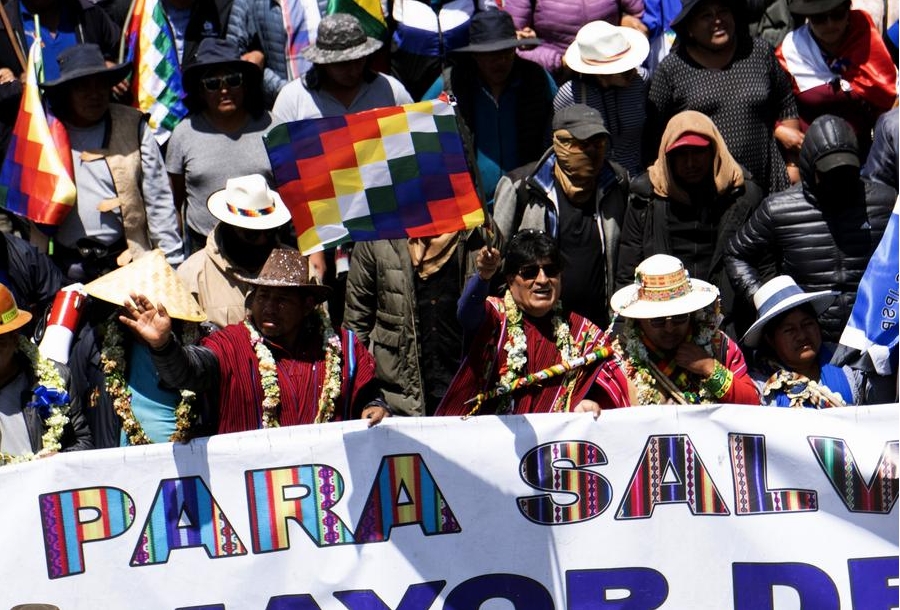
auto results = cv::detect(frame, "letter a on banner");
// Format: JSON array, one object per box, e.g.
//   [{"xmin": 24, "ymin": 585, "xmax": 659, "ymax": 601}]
[
  {"xmin": 40, "ymin": 487, "xmax": 135, "ymax": 578},
  {"xmin": 131, "ymin": 476, "xmax": 247, "ymax": 565},
  {"xmin": 617, "ymin": 435, "xmax": 730, "ymax": 518},
  {"xmin": 355, "ymin": 454, "xmax": 461, "ymax": 542}
]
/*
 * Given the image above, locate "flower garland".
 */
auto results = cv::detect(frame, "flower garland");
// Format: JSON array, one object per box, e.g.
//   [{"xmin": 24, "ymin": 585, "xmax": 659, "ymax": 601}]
[
  {"xmin": 496, "ymin": 290, "xmax": 576, "ymax": 414},
  {"xmin": 247, "ymin": 304, "xmax": 343, "ymax": 428},
  {"xmin": 0, "ymin": 337, "xmax": 71, "ymax": 465},
  {"xmin": 100, "ymin": 320, "xmax": 197, "ymax": 445},
  {"xmin": 615, "ymin": 304, "xmax": 724, "ymax": 405}
]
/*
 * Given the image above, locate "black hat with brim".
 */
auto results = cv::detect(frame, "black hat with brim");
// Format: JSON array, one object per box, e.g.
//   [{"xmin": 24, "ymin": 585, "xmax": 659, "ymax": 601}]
[
  {"xmin": 670, "ymin": 0, "xmax": 740, "ymax": 36},
  {"xmin": 453, "ymin": 10, "xmax": 543, "ymax": 53},
  {"xmin": 40, "ymin": 43, "xmax": 132, "ymax": 90}
]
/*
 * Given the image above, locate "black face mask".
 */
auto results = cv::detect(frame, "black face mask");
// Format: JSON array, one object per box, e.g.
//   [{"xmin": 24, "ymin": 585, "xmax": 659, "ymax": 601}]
[{"xmin": 813, "ymin": 165, "xmax": 860, "ymax": 207}]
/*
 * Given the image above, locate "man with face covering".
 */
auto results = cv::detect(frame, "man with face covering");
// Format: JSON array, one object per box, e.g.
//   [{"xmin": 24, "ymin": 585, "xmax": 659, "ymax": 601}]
[
  {"xmin": 725, "ymin": 114, "xmax": 896, "ymax": 343},
  {"xmin": 493, "ymin": 104, "xmax": 628, "ymax": 327}
]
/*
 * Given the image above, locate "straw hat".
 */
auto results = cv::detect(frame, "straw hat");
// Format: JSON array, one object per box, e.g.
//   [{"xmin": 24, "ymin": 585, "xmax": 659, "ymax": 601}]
[
  {"xmin": 206, "ymin": 174, "xmax": 292, "ymax": 231},
  {"xmin": 301, "ymin": 13, "xmax": 383, "ymax": 64},
  {"xmin": 0, "ymin": 284, "xmax": 32, "ymax": 335},
  {"xmin": 610, "ymin": 254, "xmax": 718, "ymax": 318},
  {"xmin": 741, "ymin": 276, "xmax": 837, "ymax": 348},
  {"xmin": 238, "ymin": 249, "xmax": 331, "ymax": 303},
  {"xmin": 84, "ymin": 250, "xmax": 207, "ymax": 322},
  {"xmin": 563, "ymin": 21, "xmax": 649, "ymax": 75}
]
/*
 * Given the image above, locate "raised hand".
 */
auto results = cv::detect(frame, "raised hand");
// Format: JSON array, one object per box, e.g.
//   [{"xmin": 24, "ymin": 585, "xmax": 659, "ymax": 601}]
[{"xmin": 119, "ymin": 293, "xmax": 173, "ymax": 350}]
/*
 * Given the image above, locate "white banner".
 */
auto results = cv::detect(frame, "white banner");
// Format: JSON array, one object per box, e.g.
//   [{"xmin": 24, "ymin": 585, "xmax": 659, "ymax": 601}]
[{"xmin": 0, "ymin": 404, "xmax": 897, "ymax": 609}]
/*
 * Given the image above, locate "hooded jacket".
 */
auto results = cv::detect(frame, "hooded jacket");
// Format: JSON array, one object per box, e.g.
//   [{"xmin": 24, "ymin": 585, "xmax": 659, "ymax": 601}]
[
  {"xmin": 618, "ymin": 111, "xmax": 764, "ymax": 336},
  {"xmin": 725, "ymin": 115, "xmax": 896, "ymax": 342}
]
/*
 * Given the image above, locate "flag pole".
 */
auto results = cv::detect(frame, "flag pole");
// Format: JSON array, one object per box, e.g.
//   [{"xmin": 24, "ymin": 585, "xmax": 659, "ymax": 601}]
[
  {"xmin": 118, "ymin": 0, "xmax": 140, "ymax": 63},
  {"xmin": 0, "ymin": 3, "xmax": 25, "ymax": 72}
]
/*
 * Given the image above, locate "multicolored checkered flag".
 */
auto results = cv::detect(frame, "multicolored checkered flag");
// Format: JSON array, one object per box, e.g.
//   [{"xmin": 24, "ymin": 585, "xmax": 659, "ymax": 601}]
[
  {"xmin": 120, "ymin": 0, "xmax": 187, "ymax": 144},
  {"xmin": 0, "ymin": 40, "xmax": 76, "ymax": 225},
  {"xmin": 265, "ymin": 99, "xmax": 485, "ymax": 254}
]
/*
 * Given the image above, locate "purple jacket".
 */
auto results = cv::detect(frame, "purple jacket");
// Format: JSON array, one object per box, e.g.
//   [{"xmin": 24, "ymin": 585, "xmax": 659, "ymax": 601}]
[{"xmin": 502, "ymin": 0, "xmax": 644, "ymax": 73}]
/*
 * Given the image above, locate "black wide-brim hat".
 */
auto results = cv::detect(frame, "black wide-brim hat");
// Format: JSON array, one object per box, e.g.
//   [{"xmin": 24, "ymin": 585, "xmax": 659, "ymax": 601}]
[
  {"xmin": 40, "ymin": 43, "xmax": 132, "ymax": 90},
  {"xmin": 454, "ymin": 9, "xmax": 542, "ymax": 53},
  {"xmin": 181, "ymin": 38, "xmax": 262, "ymax": 92}
]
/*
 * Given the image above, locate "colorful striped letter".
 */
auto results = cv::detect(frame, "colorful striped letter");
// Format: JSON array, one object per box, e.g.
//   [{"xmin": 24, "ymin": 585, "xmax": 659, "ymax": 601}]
[
  {"xmin": 730, "ymin": 434, "xmax": 817, "ymax": 514},
  {"xmin": 40, "ymin": 487, "xmax": 134, "ymax": 578},
  {"xmin": 808, "ymin": 437, "xmax": 898, "ymax": 513}
]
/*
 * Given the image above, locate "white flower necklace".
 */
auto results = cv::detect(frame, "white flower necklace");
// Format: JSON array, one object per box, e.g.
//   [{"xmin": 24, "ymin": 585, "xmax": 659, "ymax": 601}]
[
  {"xmin": 497, "ymin": 290, "xmax": 575, "ymax": 413},
  {"xmin": 100, "ymin": 320, "xmax": 197, "ymax": 445},
  {"xmin": 0, "ymin": 337, "xmax": 71, "ymax": 465},
  {"xmin": 247, "ymin": 304, "xmax": 343, "ymax": 427}
]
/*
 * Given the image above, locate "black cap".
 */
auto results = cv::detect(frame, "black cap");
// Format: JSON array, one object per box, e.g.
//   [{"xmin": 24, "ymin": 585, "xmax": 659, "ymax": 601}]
[{"xmin": 552, "ymin": 104, "xmax": 610, "ymax": 140}]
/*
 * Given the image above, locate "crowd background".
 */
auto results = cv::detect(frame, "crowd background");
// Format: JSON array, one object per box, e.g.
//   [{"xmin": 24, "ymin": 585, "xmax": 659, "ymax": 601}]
[{"xmin": 0, "ymin": 0, "xmax": 894, "ymax": 461}]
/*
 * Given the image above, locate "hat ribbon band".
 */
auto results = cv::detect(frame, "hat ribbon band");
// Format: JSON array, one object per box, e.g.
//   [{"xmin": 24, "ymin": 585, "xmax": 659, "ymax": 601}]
[
  {"xmin": 0, "ymin": 305, "xmax": 18, "ymax": 325},
  {"xmin": 757, "ymin": 285, "xmax": 806, "ymax": 317},
  {"xmin": 581, "ymin": 44, "xmax": 632, "ymax": 65},
  {"xmin": 227, "ymin": 203, "xmax": 277, "ymax": 217},
  {"xmin": 638, "ymin": 277, "xmax": 691, "ymax": 302}
]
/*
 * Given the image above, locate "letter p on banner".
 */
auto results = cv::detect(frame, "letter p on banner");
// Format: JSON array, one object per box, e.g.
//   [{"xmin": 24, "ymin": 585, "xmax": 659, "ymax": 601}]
[{"xmin": 39, "ymin": 487, "xmax": 135, "ymax": 578}]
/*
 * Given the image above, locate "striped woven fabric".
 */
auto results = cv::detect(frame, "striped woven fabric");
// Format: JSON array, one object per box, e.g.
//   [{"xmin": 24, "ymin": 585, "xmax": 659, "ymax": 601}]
[
  {"xmin": 122, "ymin": 0, "xmax": 187, "ymax": 144},
  {"xmin": 265, "ymin": 99, "xmax": 484, "ymax": 254},
  {"xmin": 0, "ymin": 40, "xmax": 76, "ymax": 225}
]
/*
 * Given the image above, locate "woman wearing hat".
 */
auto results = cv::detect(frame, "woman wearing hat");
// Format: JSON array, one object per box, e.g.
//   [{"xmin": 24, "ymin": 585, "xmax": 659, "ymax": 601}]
[
  {"xmin": 436, "ymin": 230, "xmax": 630, "ymax": 416},
  {"xmin": 743, "ymin": 276, "xmax": 863, "ymax": 408},
  {"xmin": 555, "ymin": 21, "xmax": 650, "ymax": 175},
  {"xmin": 646, "ymin": 0, "xmax": 802, "ymax": 194},
  {"xmin": 0, "ymin": 284, "xmax": 91, "ymax": 463},
  {"xmin": 776, "ymin": 0, "xmax": 896, "ymax": 157},
  {"xmin": 617, "ymin": 111, "xmax": 763, "ymax": 337},
  {"xmin": 610, "ymin": 254, "xmax": 759, "ymax": 405},
  {"xmin": 167, "ymin": 38, "xmax": 273, "ymax": 255}
]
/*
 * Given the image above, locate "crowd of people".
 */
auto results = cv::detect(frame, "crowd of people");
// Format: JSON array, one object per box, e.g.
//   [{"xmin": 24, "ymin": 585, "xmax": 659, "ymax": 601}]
[{"xmin": 0, "ymin": 0, "xmax": 895, "ymax": 462}]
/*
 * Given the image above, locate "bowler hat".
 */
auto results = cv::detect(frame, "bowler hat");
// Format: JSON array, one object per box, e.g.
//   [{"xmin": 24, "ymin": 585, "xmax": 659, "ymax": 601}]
[
  {"xmin": 454, "ymin": 10, "xmax": 542, "ymax": 53},
  {"xmin": 40, "ymin": 44, "xmax": 131, "ymax": 90},
  {"xmin": 788, "ymin": 0, "xmax": 847, "ymax": 16}
]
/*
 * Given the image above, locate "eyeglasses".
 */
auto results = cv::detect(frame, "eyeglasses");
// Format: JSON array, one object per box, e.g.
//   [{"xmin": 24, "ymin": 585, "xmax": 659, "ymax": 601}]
[
  {"xmin": 647, "ymin": 314, "xmax": 691, "ymax": 328},
  {"xmin": 517, "ymin": 263, "xmax": 561, "ymax": 281},
  {"xmin": 201, "ymin": 73, "xmax": 243, "ymax": 92},
  {"xmin": 809, "ymin": 5, "xmax": 849, "ymax": 24}
]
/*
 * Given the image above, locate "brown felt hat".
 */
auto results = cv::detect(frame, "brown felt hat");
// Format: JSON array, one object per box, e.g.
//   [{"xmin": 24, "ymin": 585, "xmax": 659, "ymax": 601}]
[{"xmin": 237, "ymin": 249, "xmax": 331, "ymax": 303}]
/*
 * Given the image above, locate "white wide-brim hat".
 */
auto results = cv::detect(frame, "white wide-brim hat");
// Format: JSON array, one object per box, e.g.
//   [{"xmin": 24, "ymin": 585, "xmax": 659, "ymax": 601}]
[
  {"xmin": 741, "ymin": 275, "xmax": 838, "ymax": 348},
  {"xmin": 564, "ymin": 21, "xmax": 650, "ymax": 75},
  {"xmin": 207, "ymin": 174, "xmax": 292, "ymax": 231},
  {"xmin": 610, "ymin": 254, "xmax": 718, "ymax": 319}
]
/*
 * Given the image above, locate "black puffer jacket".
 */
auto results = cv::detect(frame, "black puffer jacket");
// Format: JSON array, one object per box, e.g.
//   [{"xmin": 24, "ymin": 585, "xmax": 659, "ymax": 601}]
[{"xmin": 725, "ymin": 115, "xmax": 896, "ymax": 342}]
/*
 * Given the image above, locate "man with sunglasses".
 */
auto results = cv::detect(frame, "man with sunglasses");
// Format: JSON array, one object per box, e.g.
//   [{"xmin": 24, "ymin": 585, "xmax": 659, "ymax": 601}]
[
  {"xmin": 493, "ymin": 104, "xmax": 628, "ymax": 328},
  {"xmin": 608, "ymin": 254, "xmax": 759, "ymax": 406}
]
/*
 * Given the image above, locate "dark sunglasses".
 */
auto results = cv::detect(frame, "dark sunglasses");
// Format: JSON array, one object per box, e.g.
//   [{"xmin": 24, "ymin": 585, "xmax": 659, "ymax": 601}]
[
  {"xmin": 201, "ymin": 73, "xmax": 243, "ymax": 92},
  {"xmin": 648, "ymin": 314, "xmax": 691, "ymax": 328},
  {"xmin": 517, "ymin": 263, "xmax": 561, "ymax": 281},
  {"xmin": 809, "ymin": 5, "xmax": 849, "ymax": 24}
]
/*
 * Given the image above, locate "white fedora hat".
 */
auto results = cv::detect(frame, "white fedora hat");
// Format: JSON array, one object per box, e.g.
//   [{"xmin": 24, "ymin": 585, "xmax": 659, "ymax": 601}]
[
  {"xmin": 207, "ymin": 174, "xmax": 292, "ymax": 231},
  {"xmin": 610, "ymin": 254, "xmax": 718, "ymax": 319},
  {"xmin": 563, "ymin": 21, "xmax": 650, "ymax": 75},
  {"xmin": 741, "ymin": 276, "xmax": 838, "ymax": 348}
]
